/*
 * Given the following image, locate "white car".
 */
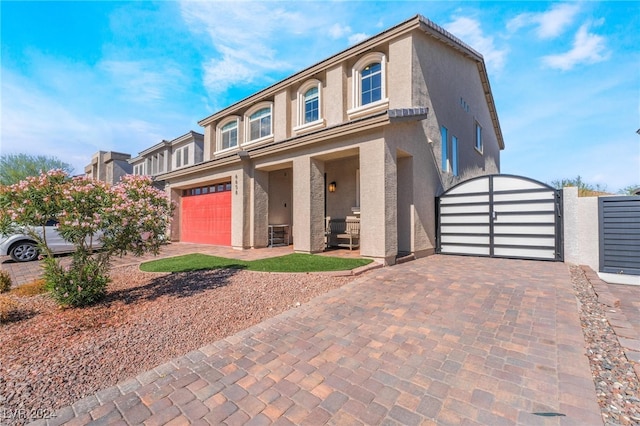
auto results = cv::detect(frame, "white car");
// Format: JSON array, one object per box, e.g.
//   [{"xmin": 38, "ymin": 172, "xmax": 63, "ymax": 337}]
[{"xmin": 0, "ymin": 221, "xmax": 103, "ymax": 262}]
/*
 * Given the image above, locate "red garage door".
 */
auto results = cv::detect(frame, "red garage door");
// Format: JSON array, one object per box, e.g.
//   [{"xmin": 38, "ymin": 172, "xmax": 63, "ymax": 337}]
[{"xmin": 181, "ymin": 184, "xmax": 231, "ymax": 246}]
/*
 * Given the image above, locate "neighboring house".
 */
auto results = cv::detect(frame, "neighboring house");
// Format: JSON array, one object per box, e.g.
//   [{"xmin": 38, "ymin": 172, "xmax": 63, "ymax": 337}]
[
  {"xmin": 128, "ymin": 131, "xmax": 205, "ymax": 179},
  {"xmin": 84, "ymin": 151, "xmax": 132, "ymax": 185},
  {"xmin": 157, "ymin": 14, "xmax": 505, "ymax": 265}
]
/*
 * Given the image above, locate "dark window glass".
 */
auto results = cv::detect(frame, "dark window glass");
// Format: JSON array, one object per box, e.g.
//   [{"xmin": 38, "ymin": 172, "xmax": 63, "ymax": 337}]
[{"xmin": 361, "ymin": 62, "xmax": 382, "ymax": 105}]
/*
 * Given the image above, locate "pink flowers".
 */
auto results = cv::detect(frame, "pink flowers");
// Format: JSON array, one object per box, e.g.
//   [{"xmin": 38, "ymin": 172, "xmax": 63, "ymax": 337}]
[{"xmin": 0, "ymin": 169, "xmax": 174, "ymax": 307}]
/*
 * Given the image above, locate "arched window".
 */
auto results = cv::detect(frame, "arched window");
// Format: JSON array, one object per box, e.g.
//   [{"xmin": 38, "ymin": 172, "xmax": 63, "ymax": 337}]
[
  {"xmin": 246, "ymin": 103, "xmax": 273, "ymax": 143},
  {"xmin": 303, "ymin": 87, "xmax": 319, "ymax": 123},
  {"xmin": 294, "ymin": 79, "xmax": 324, "ymax": 133},
  {"xmin": 348, "ymin": 52, "xmax": 388, "ymax": 119},
  {"xmin": 360, "ymin": 62, "xmax": 382, "ymax": 105},
  {"xmin": 217, "ymin": 117, "xmax": 239, "ymax": 152}
]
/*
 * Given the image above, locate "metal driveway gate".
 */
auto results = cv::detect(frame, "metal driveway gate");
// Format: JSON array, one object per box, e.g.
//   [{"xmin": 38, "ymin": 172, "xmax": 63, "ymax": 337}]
[
  {"xmin": 599, "ymin": 195, "xmax": 640, "ymax": 275},
  {"xmin": 437, "ymin": 174, "xmax": 563, "ymax": 261}
]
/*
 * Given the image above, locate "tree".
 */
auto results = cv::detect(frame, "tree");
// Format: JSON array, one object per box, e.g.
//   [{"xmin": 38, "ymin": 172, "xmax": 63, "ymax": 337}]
[
  {"xmin": 0, "ymin": 171, "xmax": 174, "ymax": 307},
  {"xmin": 618, "ymin": 185, "xmax": 640, "ymax": 196},
  {"xmin": 550, "ymin": 176, "xmax": 608, "ymax": 196},
  {"xmin": 0, "ymin": 153, "xmax": 74, "ymax": 186}
]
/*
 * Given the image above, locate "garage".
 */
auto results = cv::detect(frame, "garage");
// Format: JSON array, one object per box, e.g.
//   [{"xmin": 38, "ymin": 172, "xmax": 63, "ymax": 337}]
[{"xmin": 181, "ymin": 182, "xmax": 232, "ymax": 246}]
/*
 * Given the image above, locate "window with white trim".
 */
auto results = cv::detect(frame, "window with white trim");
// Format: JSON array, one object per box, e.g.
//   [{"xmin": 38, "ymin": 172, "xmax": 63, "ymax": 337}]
[
  {"xmin": 361, "ymin": 63, "xmax": 382, "ymax": 105},
  {"xmin": 475, "ymin": 121, "xmax": 483, "ymax": 153},
  {"xmin": 303, "ymin": 87, "xmax": 319, "ymax": 123},
  {"xmin": 174, "ymin": 145, "xmax": 190, "ymax": 169},
  {"xmin": 246, "ymin": 103, "xmax": 273, "ymax": 142},
  {"xmin": 451, "ymin": 135, "xmax": 459, "ymax": 176},
  {"xmin": 441, "ymin": 126, "xmax": 449, "ymax": 172},
  {"xmin": 217, "ymin": 118, "xmax": 239, "ymax": 151},
  {"xmin": 294, "ymin": 80, "xmax": 324, "ymax": 133},
  {"xmin": 441, "ymin": 126, "xmax": 459, "ymax": 176},
  {"xmin": 133, "ymin": 163, "xmax": 145, "ymax": 175},
  {"xmin": 348, "ymin": 52, "xmax": 388, "ymax": 118}
]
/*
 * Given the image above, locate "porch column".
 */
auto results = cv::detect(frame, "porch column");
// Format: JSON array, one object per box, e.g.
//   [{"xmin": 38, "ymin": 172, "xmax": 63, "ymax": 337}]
[
  {"xmin": 231, "ymin": 160, "xmax": 252, "ymax": 249},
  {"xmin": 168, "ymin": 186, "xmax": 182, "ymax": 242},
  {"xmin": 360, "ymin": 139, "xmax": 398, "ymax": 264},
  {"xmin": 252, "ymin": 169, "xmax": 269, "ymax": 248},
  {"xmin": 292, "ymin": 156, "xmax": 325, "ymax": 253}
]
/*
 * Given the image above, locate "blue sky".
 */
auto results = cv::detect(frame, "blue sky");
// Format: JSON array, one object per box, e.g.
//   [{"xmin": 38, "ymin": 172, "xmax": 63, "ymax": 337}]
[{"xmin": 1, "ymin": 1, "xmax": 638, "ymax": 191}]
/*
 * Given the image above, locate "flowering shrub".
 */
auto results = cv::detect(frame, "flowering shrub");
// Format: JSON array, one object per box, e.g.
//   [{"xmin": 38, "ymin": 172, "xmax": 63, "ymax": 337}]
[
  {"xmin": 0, "ymin": 170, "xmax": 173, "ymax": 307},
  {"xmin": 42, "ymin": 253, "xmax": 110, "ymax": 307}
]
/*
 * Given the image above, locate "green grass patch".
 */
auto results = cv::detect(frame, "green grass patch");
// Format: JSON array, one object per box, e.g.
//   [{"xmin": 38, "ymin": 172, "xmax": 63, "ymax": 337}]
[
  {"xmin": 248, "ymin": 253, "xmax": 372, "ymax": 272},
  {"xmin": 140, "ymin": 253, "xmax": 372, "ymax": 273}
]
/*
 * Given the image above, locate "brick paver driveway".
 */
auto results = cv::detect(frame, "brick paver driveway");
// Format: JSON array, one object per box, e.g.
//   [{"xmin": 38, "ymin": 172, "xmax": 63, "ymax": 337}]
[{"xmin": 32, "ymin": 255, "xmax": 601, "ymax": 425}]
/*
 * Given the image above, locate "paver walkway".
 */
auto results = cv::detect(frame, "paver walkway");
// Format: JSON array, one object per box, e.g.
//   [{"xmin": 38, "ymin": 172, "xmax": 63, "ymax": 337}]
[{"xmin": 29, "ymin": 255, "xmax": 602, "ymax": 425}]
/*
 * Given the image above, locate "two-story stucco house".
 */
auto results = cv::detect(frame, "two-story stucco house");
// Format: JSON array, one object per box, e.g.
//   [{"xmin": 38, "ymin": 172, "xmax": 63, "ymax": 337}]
[
  {"xmin": 128, "ymin": 131, "xmax": 205, "ymax": 179},
  {"xmin": 157, "ymin": 15, "xmax": 504, "ymax": 265},
  {"xmin": 84, "ymin": 151, "xmax": 132, "ymax": 185}
]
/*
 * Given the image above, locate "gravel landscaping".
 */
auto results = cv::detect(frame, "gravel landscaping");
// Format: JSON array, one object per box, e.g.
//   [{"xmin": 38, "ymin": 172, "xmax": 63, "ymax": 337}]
[
  {"xmin": 0, "ymin": 266, "xmax": 356, "ymax": 423},
  {"xmin": 571, "ymin": 265, "xmax": 640, "ymax": 425}
]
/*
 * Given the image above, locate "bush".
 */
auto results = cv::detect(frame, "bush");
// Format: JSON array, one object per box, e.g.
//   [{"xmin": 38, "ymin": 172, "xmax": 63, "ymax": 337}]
[
  {"xmin": 43, "ymin": 253, "xmax": 110, "ymax": 308},
  {"xmin": 0, "ymin": 171, "xmax": 173, "ymax": 308},
  {"xmin": 11, "ymin": 279, "xmax": 47, "ymax": 297},
  {"xmin": 0, "ymin": 270, "xmax": 11, "ymax": 293},
  {"xmin": 0, "ymin": 295, "xmax": 19, "ymax": 323}
]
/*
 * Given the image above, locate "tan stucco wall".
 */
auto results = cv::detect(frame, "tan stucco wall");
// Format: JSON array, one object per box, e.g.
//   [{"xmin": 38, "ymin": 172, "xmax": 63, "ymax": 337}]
[
  {"xmin": 412, "ymin": 30, "xmax": 501, "ymax": 190},
  {"xmin": 359, "ymin": 136, "xmax": 398, "ymax": 264},
  {"xmin": 325, "ymin": 64, "xmax": 346, "ymax": 126},
  {"xmin": 268, "ymin": 169, "xmax": 293, "ymax": 226},
  {"xmin": 385, "ymin": 121, "xmax": 442, "ymax": 257},
  {"xmin": 388, "ymin": 33, "xmax": 414, "ymax": 109},
  {"xmin": 563, "ymin": 186, "xmax": 600, "ymax": 270},
  {"xmin": 252, "ymin": 169, "xmax": 269, "ymax": 248},
  {"xmin": 292, "ymin": 156, "xmax": 325, "ymax": 253},
  {"xmin": 274, "ymin": 90, "xmax": 290, "ymax": 141},
  {"xmin": 325, "ymin": 156, "xmax": 359, "ymax": 220}
]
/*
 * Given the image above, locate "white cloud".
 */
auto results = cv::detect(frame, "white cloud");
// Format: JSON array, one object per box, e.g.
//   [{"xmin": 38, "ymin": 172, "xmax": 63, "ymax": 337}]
[
  {"xmin": 179, "ymin": 2, "xmax": 309, "ymax": 100},
  {"xmin": 202, "ymin": 57, "xmax": 255, "ymax": 95},
  {"xmin": 329, "ymin": 23, "xmax": 351, "ymax": 39},
  {"xmin": 507, "ymin": 3, "xmax": 581, "ymax": 39},
  {"xmin": 99, "ymin": 60, "xmax": 184, "ymax": 103},
  {"xmin": 444, "ymin": 17, "xmax": 507, "ymax": 71},
  {"xmin": 0, "ymin": 68, "xmax": 182, "ymax": 175},
  {"xmin": 348, "ymin": 33, "xmax": 369, "ymax": 45},
  {"xmin": 542, "ymin": 23, "xmax": 608, "ymax": 70}
]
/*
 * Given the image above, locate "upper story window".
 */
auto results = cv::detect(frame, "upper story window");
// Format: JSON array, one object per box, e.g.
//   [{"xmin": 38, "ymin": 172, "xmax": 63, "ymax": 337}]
[
  {"xmin": 246, "ymin": 103, "xmax": 273, "ymax": 143},
  {"xmin": 361, "ymin": 62, "xmax": 382, "ymax": 105},
  {"xmin": 304, "ymin": 87, "xmax": 319, "ymax": 123},
  {"xmin": 294, "ymin": 79, "xmax": 324, "ymax": 134},
  {"xmin": 475, "ymin": 121, "xmax": 483, "ymax": 153},
  {"xmin": 217, "ymin": 117, "xmax": 239, "ymax": 152},
  {"xmin": 348, "ymin": 52, "xmax": 388, "ymax": 119},
  {"xmin": 441, "ymin": 126, "xmax": 459, "ymax": 176},
  {"xmin": 175, "ymin": 145, "xmax": 190, "ymax": 169},
  {"xmin": 133, "ymin": 163, "xmax": 145, "ymax": 175},
  {"xmin": 441, "ymin": 126, "xmax": 449, "ymax": 173},
  {"xmin": 451, "ymin": 135, "xmax": 459, "ymax": 176}
]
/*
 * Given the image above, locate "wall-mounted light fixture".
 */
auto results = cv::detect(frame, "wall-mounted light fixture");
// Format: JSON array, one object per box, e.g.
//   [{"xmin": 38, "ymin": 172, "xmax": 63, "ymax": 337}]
[{"xmin": 328, "ymin": 181, "xmax": 337, "ymax": 193}]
